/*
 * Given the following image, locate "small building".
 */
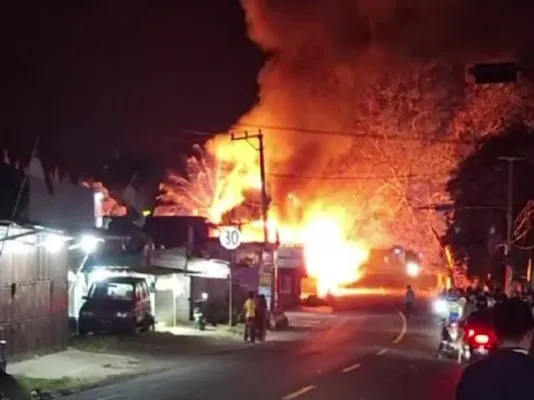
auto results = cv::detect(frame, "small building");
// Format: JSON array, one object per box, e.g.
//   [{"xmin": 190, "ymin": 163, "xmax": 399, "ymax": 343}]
[{"xmin": 0, "ymin": 158, "xmax": 99, "ymax": 360}]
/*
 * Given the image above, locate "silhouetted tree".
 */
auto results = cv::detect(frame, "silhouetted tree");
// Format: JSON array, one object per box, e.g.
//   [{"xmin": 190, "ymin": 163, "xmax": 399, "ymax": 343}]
[{"xmin": 444, "ymin": 123, "xmax": 534, "ymax": 281}]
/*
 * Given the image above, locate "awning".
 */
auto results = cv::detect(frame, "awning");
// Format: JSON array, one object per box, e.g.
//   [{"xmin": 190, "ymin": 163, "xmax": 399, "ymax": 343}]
[
  {"xmin": 150, "ymin": 248, "xmax": 229, "ymax": 279},
  {"xmin": 187, "ymin": 258, "xmax": 229, "ymax": 279},
  {"xmin": 87, "ymin": 247, "xmax": 230, "ymax": 279}
]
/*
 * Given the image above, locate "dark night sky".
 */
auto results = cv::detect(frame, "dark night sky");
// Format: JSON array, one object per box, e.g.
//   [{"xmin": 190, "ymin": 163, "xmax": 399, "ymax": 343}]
[{"xmin": 2, "ymin": 1, "xmax": 264, "ymax": 174}]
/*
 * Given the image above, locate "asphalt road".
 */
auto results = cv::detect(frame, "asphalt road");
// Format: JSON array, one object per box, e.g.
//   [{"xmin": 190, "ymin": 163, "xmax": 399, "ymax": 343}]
[{"xmin": 65, "ymin": 294, "xmax": 462, "ymax": 400}]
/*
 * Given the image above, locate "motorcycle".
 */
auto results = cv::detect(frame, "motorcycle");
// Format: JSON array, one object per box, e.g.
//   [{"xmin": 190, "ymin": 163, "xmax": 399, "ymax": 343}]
[
  {"xmin": 193, "ymin": 297, "xmax": 207, "ymax": 331},
  {"xmin": 437, "ymin": 321, "xmax": 470, "ymax": 363},
  {"xmin": 463, "ymin": 328, "xmax": 496, "ymax": 363}
]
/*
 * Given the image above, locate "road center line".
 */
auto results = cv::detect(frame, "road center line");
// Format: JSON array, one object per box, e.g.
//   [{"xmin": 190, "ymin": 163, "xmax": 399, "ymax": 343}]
[
  {"xmin": 392, "ymin": 311, "xmax": 407, "ymax": 344},
  {"xmin": 342, "ymin": 363, "xmax": 362, "ymax": 373},
  {"xmin": 282, "ymin": 385, "xmax": 316, "ymax": 399},
  {"xmin": 376, "ymin": 348, "xmax": 388, "ymax": 356}
]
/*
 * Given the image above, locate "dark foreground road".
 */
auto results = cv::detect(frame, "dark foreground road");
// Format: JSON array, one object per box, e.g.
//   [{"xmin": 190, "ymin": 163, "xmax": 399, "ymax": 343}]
[{"xmin": 65, "ymin": 295, "xmax": 462, "ymax": 400}]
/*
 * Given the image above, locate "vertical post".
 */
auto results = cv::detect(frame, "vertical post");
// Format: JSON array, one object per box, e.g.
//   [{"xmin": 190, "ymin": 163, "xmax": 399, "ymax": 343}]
[
  {"xmin": 172, "ymin": 278, "xmax": 177, "ymax": 328},
  {"xmin": 228, "ymin": 250, "xmax": 235, "ymax": 327},
  {"xmin": 505, "ymin": 161, "xmax": 513, "ymax": 296},
  {"xmin": 505, "ymin": 159, "xmax": 514, "ymax": 256},
  {"xmin": 499, "ymin": 156, "xmax": 522, "ymax": 296},
  {"xmin": 231, "ymin": 130, "xmax": 277, "ymax": 312},
  {"xmin": 258, "ymin": 131, "xmax": 277, "ymax": 312},
  {"xmin": 258, "ymin": 131, "xmax": 269, "ymax": 244}
]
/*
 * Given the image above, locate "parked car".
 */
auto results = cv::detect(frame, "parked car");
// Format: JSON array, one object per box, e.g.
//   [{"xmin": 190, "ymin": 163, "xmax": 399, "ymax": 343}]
[{"xmin": 78, "ymin": 276, "xmax": 155, "ymax": 335}]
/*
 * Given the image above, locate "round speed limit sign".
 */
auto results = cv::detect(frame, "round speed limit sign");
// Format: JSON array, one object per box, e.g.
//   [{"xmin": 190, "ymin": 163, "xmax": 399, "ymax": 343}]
[{"xmin": 219, "ymin": 226, "xmax": 242, "ymax": 250}]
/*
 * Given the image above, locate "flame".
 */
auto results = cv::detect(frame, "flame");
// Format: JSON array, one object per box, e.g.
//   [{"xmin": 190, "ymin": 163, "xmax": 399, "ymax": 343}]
[
  {"xmin": 216, "ymin": 201, "xmax": 370, "ymax": 294},
  {"xmin": 299, "ymin": 211, "xmax": 369, "ymax": 297},
  {"xmin": 157, "ymin": 144, "xmax": 261, "ymax": 223}
]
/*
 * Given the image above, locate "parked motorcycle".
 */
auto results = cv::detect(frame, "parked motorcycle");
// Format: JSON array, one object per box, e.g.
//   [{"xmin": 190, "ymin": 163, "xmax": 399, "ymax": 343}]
[{"xmin": 193, "ymin": 293, "xmax": 208, "ymax": 331}]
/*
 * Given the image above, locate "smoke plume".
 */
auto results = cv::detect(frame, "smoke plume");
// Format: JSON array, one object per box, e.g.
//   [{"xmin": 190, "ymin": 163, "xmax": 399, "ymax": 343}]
[{"xmin": 209, "ymin": 0, "xmax": 534, "ymax": 259}]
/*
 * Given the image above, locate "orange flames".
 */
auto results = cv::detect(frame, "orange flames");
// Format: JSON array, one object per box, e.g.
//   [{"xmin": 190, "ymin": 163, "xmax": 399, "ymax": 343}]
[
  {"xmin": 159, "ymin": 0, "xmax": 534, "ymax": 291},
  {"xmin": 236, "ymin": 208, "xmax": 370, "ymax": 293},
  {"xmin": 207, "ymin": 162, "xmax": 370, "ymax": 290}
]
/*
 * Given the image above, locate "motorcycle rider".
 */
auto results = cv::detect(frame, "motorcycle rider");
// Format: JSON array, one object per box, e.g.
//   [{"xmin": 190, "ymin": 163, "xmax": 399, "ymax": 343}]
[
  {"xmin": 436, "ymin": 289, "xmax": 463, "ymax": 356},
  {"xmin": 462, "ymin": 293, "xmax": 478, "ymax": 321},
  {"xmin": 464, "ymin": 295, "xmax": 493, "ymax": 331}
]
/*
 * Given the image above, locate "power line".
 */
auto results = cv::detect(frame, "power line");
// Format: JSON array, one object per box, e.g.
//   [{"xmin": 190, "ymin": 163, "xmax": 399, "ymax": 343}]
[
  {"xmin": 167, "ymin": 124, "xmax": 473, "ymax": 144},
  {"xmin": 267, "ymin": 172, "xmax": 448, "ymax": 181},
  {"xmin": 234, "ymin": 123, "xmax": 472, "ymax": 144}
]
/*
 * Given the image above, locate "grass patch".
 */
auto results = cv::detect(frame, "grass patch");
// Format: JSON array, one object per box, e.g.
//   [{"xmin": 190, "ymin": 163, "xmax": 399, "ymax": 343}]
[
  {"xmin": 16, "ymin": 375, "xmax": 99, "ymax": 393},
  {"xmin": 69, "ymin": 332, "xmax": 227, "ymax": 356},
  {"xmin": 69, "ymin": 336, "xmax": 119, "ymax": 353}
]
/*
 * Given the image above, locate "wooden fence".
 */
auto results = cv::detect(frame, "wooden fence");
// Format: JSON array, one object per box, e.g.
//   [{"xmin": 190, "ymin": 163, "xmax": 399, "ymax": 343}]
[{"xmin": 0, "ymin": 228, "xmax": 68, "ymax": 361}]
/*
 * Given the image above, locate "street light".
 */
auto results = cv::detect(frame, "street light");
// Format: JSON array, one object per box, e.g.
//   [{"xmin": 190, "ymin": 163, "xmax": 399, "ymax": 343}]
[
  {"xmin": 43, "ymin": 233, "xmax": 65, "ymax": 253},
  {"xmin": 79, "ymin": 235, "xmax": 102, "ymax": 254},
  {"xmin": 406, "ymin": 262, "xmax": 421, "ymax": 277}
]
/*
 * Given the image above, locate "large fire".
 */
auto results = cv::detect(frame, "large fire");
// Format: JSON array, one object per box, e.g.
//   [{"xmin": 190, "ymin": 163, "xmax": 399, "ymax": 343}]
[
  {"xmin": 300, "ymin": 214, "xmax": 369, "ymax": 296},
  {"xmin": 241, "ymin": 208, "xmax": 370, "ymax": 293},
  {"xmin": 158, "ymin": 0, "xmax": 534, "ymax": 290},
  {"xmin": 158, "ymin": 145, "xmax": 370, "ymax": 289}
]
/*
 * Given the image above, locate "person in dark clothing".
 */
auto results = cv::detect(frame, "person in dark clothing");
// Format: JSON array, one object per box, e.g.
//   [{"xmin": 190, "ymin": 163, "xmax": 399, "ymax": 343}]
[
  {"xmin": 255, "ymin": 294, "xmax": 268, "ymax": 341},
  {"xmin": 456, "ymin": 298, "xmax": 534, "ymax": 400}
]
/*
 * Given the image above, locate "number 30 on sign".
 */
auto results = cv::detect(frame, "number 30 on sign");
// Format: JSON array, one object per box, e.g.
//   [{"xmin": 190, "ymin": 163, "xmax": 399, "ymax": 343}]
[{"xmin": 219, "ymin": 226, "xmax": 242, "ymax": 250}]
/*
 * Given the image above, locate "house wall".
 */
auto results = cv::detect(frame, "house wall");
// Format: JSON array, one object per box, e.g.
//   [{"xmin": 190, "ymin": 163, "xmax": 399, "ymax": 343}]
[
  {"xmin": 154, "ymin": 274, "xmax": 191, "ymax": 325},
  {"xmin": 0, "ymin": 227, "xmax": 69, "ymax": 361}
]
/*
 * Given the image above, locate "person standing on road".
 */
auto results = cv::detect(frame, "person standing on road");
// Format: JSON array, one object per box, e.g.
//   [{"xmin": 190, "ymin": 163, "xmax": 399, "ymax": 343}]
[
  {"xmin": 456, "ymin": 298, "xmax": 534, "ymax": 400},
  {"xmin": 243, "ymin": 292, "xmax": 257, "ymax": 343},
  {"xmin": 404, "ymin": 285, "xmax": 415, "ymax": 318}
]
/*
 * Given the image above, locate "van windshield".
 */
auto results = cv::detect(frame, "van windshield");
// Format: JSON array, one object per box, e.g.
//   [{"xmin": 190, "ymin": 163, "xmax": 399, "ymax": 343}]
[{"xmin": 88, "ymin": 281, "xmax": 134, "ymax": 302}]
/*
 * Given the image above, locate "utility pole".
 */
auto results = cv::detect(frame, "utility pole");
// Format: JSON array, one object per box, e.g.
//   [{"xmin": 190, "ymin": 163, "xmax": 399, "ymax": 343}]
[
  {"xmin": 231, "ymin": 131, "xmax": 278, "ymax": 311},
  {"xmin": 499, "ymin": 156, "xmax": 523, "ymax": 296}
]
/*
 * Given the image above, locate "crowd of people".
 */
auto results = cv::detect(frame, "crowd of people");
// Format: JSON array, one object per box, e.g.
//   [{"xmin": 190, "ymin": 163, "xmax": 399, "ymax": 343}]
[{"xmin": 430, "ymin": 286, "xmax": 534, "ymax": 399}]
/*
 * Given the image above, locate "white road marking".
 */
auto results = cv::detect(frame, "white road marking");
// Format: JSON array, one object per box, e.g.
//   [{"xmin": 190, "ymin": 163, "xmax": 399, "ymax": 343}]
[
  {"xmin": 376, "ymin": 348, "xmax": 388, "ymax": 356},
  {"xmin": 342, "ymin": 363, "xmax": 362, "ymax": 373},
  {"xmin": 392, "ymin": 311, "xmax": 407, "ymax": 344},
  {"xmin": 282, "ymin": 385, "xmax": 316, "ymax": 399}
]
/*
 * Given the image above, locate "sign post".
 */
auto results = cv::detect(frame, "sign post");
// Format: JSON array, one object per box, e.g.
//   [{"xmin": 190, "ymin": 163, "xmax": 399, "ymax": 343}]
[{"xmin": 219, "ymin": 226, "xmax": 242, "ymax": 327}]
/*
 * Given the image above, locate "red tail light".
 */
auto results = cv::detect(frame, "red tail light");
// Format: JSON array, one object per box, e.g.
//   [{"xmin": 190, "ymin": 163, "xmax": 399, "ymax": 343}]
[
  {"xmin": 474, "ymin": 334, "xmax": 490, "ymax": 345},
  {"xmin": 467, "ymin": 329, "xmax": 475, "ymax": 338}
]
